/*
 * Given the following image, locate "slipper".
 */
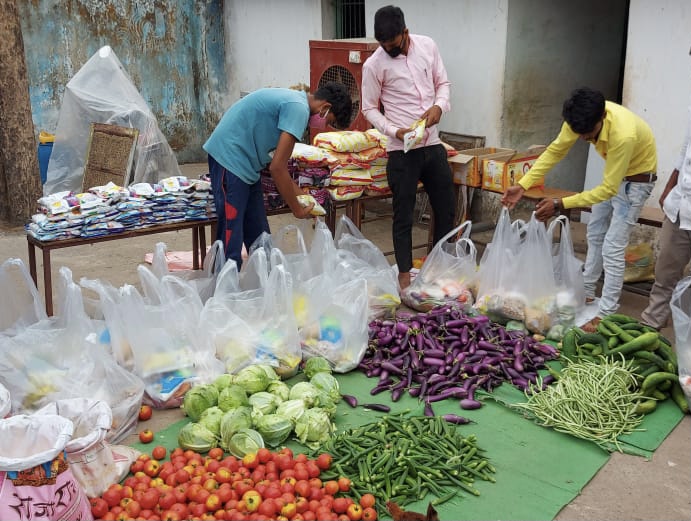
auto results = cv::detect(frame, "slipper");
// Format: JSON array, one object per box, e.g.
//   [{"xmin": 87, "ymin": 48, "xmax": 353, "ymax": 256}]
[
  {"xmin": 585, "ymin": 297, "xmax": 596, "ymax": 305},
  {"xmin": 581, "ymin": 316, "xmax": 601, "ymax": 333}
]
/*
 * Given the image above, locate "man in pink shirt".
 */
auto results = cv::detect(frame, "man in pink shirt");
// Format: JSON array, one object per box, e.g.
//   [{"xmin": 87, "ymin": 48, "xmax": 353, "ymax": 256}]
[{"xmin": 362, "ymin": 5, "xmax": 456, "ymax": 290}]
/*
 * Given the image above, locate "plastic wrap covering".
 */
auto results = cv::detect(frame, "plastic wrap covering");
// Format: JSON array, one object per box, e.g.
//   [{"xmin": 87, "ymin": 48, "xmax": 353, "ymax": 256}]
[{"xmin": 44, "ymin": 45, "xmax": 181, "ymax": 195}]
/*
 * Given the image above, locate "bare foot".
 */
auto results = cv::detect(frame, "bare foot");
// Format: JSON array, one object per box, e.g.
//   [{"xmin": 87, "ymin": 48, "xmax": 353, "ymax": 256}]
[{"xmin": 398, "ymin": 271, "xmax": 411, "ymax": 291}]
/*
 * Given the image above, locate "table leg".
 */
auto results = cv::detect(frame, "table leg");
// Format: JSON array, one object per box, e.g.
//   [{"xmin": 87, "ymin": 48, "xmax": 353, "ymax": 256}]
[
  {"xmin": 42, "ymin": 248, "xmax": 53, "ymax": 316},
  {"xmin": 27, "ymin": 240, "xmax": 37, "ymax": 286},
  {"xmin": 350, "ymin": 199, "xmax": 363, "ymax": 229},
  {"xmin": 199, "ymin": 225, "xmax": 207, "ymax": 265},
  {"xmin": 192, "ymin": 226, "xmax": 200, "ymax": 270},
  {"xmin": 324, "ymin": 199, "xmax": 336, "ymax": 237}
]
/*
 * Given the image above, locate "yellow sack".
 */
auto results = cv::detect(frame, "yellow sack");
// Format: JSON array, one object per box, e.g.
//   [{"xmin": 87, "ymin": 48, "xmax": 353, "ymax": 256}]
[{"xmin": 624, "ymin": 243, "xmax": 655, "ymax": 283}]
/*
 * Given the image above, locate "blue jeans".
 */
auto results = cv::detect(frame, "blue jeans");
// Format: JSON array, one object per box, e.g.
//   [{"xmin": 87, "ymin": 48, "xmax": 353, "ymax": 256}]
[
  {"xmin": 208, "ymin": 155, "xmax": 269, "ymax": 268},
  {"xmin": 583, "ymin": 179, "xmax": 654, "ymax": 316}
]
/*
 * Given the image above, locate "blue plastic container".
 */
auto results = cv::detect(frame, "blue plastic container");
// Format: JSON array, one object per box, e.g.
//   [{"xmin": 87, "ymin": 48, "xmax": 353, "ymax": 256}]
[{"xmin": 38, "ymin": 142, "xmax": 53, "ymax": 185}]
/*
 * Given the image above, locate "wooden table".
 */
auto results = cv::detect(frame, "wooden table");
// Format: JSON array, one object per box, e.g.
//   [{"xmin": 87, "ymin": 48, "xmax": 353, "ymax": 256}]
[
  {"xmin": 27, "ymin": 220, "xmax": 214, "ymax": 316},
  {"xmin": 26, "ymin": 200, "xmax": 346, "ymax": 317}
]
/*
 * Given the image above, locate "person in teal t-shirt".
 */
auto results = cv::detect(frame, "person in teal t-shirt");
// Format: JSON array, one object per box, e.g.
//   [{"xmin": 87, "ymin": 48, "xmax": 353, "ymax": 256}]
[{"xmin": 203, "ymin": 83, "xmax": 351, "ymax": 267}]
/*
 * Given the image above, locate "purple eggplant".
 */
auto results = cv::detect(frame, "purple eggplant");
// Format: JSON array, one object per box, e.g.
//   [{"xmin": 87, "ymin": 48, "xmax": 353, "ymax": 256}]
[
  {"xmin": 442, "ymin": 414, "xmax": 471, "ymax": 424},
  {"xmin": 341, "ymin": 394, "xmax": 358, "ymax": 408},
  {"xmin": 362, "ymin": 403, "xmax": 391, "ymax": 412}
]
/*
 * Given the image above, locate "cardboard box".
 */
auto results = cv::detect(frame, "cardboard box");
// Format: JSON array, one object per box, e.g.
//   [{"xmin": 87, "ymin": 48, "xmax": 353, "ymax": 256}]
[
  {"xmin": 482, "ymin": 146, "xmax": 547, "ymax": 192},
  {"xmin": 448, "ymin": 147, "xmax": 515, "ymax": 186}
]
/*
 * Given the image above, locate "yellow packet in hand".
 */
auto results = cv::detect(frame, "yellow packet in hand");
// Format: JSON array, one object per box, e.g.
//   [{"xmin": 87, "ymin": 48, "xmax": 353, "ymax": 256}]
[
  {"xmin": 296, "ymin": 194, "xmax": 326, "ymax": 216},
  {"xmin": 403, "ymin": 119, "xmax": 426, "ymax": 153}
]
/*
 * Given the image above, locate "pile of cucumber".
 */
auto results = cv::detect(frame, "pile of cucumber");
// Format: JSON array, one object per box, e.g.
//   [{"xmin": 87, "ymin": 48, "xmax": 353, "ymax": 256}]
[{"xmin": 560, "ymin": 314, "xmax": 688, "ymax": 414}]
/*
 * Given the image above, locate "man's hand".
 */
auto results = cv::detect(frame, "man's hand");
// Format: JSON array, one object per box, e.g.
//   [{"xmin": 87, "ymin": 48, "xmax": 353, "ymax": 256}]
[
  {"xmin": 421, "ymin": 105, "xmax": 442, "ymax": 127},
  {"xmin": 501, "ymin": 185, "xmax": 525, "ymax": 209},
  {"xmin": 290, "ymin": 202, "xmax": 314, "ymax": 220},
  {"xmin": 535, "ymin": 198, "xmax": 557, "ymax": 222}
]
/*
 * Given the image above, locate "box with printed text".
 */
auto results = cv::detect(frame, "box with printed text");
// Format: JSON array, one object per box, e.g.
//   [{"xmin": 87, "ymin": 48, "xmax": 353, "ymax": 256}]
[
  {"xmin": 448, "ymin": 147, "xmax": 515, "ymax": 187},
  {"xmin": 481, "ymin": 146, "xmax": 547, "ymax": 192}
]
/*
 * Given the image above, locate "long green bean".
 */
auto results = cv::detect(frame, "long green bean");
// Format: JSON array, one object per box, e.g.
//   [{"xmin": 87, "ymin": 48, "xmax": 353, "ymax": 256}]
[{"xmin": 512, "ymin": 357, "xmax": 644, "ymax": 451}]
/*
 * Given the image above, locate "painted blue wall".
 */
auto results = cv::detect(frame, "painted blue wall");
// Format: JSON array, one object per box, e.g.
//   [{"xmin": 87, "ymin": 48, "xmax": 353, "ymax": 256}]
[{"xmin": 19, "ymin": 0, "xmax": 226, "ymax": 163}]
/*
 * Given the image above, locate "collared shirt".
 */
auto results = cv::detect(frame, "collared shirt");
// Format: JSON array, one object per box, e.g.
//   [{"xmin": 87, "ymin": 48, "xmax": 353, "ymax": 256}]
[
  {"xmin": 518, "ymin": 101, "xmax": 657, "ymax": 209},
  {"xmin": 203, "ymin": 88, "xmax": 308, "ymax": 184},
  {"xmin": 663, "ymin": 105, "xmax": 691, "ymax": 230},
  {"xmin": 361, "ymin": 34, "xmax": 451, "ymax": 152}
]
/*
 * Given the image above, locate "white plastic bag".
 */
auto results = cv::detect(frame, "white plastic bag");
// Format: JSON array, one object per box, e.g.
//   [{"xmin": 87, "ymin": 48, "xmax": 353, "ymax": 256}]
[
  {"xmin": 151, "ymin": 240, "xmax": 226, "ymax": 303},
  {"xmin": 34, "ymin": 398, "xmax": 115, "ymax": 498},
  {"xmin": 547, "ymin": 215, "xmax": 585, "ymax": 332},
  {"xmin": 401, "ymin": 221, "xmax": 476, "ymax": 312},
  {"xmin": 0, "ymin": 258, "xmax": 47, "ymax": 337},
  {"xmin": 44, "ymin": 45, "xmax": 181, "ymax": 195},
  {"xmin": 671, "ymin": 276, "xmax": 691, "ymax": 408},
  {"xmin": 334, "ymin": 216, "xmax": 400, "ymax": 319},
  {"xmin": 0, "ymin": 414, "xmax": 93, "ymax": 521},
  {"xmin": 0, "ymin": 383, "xmax": 9, "ymax": 418}
]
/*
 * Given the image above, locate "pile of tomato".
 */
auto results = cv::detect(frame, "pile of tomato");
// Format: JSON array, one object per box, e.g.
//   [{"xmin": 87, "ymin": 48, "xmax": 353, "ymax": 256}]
[{"xmin": 89, "ymin": 446, "xmax": 378, "ymax": 521}]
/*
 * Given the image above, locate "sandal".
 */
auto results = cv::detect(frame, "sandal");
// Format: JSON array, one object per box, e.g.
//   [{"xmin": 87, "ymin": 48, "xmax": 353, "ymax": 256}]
[{"xmin": 580, "ymin": 316, "xmax": 602, "ymax": 333}]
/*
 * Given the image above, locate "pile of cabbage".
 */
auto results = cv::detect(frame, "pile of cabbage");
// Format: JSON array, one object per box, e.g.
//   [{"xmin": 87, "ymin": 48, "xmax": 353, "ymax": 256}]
[{"xmin": 178, "ymin": 358, "xmax": 340, "ymax": 454}]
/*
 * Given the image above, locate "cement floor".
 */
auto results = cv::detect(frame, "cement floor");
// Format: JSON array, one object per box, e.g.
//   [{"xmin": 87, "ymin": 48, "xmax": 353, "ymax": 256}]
[{"xmin": 1, "ymin": 164, "xmax": 688, "ymax": 520}]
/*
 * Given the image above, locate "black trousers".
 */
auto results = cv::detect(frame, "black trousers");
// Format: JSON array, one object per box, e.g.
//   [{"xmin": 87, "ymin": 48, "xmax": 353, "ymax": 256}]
[{"xmin": 386, "ymin": 144, "xmax": 455, "ymax": 273}]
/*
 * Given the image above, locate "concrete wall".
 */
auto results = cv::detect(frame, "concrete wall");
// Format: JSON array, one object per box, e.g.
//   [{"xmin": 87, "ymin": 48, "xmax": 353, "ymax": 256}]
[
  {"xmin": 503, "ymin": 0, "xmax": 628, "ymax": 193},
  {"xmin": 624, "ymin": 0, "xmax": 691, "ymax": 205},
  {"xmin": 224, "ymin": 0, "xmax": 325, "ymax": 107},
  {"xmin": 19, "ymin": 0, "xmax": 225, "ymax": 163}
]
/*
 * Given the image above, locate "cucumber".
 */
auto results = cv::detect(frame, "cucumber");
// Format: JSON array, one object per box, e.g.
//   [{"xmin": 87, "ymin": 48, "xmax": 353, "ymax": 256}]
[
  {"xmin": 634, "ymin": 398, "xmax": 658, "ymax": 415},
  {"xmin": 605, "ymin": 332, "xmax": 659, "ymax": 356},
  {"xmin": 640, "ymin": 371, "xmax": 679, "ymax": 394},
  {"xmin": 603, "ymin": 313, "xmax": 639, "ymax": 324},
  {"xmin": 632, "ymin": 350, "xmax": 670, "ymax": 371},
  {"xmin": 670, "ymin": 381, "xmax": 690, "ymax": 414},
  {"xmin": 602, "ymin": 320, "xmax": 635, "ymax": 343}
]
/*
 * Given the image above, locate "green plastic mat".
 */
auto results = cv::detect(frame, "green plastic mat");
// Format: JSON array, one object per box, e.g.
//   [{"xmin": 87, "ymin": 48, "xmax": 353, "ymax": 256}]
[{"xmin": 132, "ymin": 371, "xmax": 612, "ymax": 521}]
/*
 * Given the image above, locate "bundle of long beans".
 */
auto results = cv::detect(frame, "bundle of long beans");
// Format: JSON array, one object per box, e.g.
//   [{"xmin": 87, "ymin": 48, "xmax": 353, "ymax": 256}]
[{"xmin": 512, "ymin": 357, "xmax": 644, "ymax": 451}]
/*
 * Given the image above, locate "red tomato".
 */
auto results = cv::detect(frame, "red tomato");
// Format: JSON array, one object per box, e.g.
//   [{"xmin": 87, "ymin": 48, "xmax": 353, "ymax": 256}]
[
  {"xmin": 151, "ymin": 445, "xmax": 167, "ymax": 460},
  {"xmin": 315, "ymin": 453, "xmax": 332, "ymax": 471},
  {"xmin": 323, "ymin": 480, "xmax": 339, "ymax": 496},
  {"xmin": 359, "ymin": 493, "xmax": 375, "ymax": 509},
  {"xmin": 362, "ymin": 507, "xmax": 378, "ymax": 521},
  {"xmin": 337, "ymin": 476, "xmax": 351, "ymax": 492},
  {"xmin": 89, "ymin": 497, "xmax": 108, "ymax": 519},
  {"xmin": 333, "ymin": 497, "xmax": 349, "ymax": 514},
  {"xmin": 347, "ymin": 503, "xmax": 363, "ymax": 521}
]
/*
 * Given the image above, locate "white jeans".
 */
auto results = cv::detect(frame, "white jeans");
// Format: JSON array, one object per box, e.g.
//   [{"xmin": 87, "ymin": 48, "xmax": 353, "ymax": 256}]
[{"xmin": 582, "ymin": 179, "xmax": 654, "ymax": 317}]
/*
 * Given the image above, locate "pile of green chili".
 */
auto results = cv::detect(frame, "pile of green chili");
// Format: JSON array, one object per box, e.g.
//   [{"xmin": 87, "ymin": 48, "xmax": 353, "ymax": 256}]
[
  {"xmin": 512, "ymin": 357, "xmax": 644, "ymax": 451},
  {"xmin": 314, "ymin": 412, "xmax": 496, "ymax": 510}
]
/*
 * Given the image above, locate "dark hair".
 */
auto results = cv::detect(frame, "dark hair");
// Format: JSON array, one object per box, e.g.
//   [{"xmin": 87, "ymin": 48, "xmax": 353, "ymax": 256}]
[
  {"xmin": 562, "ymin": 87, "xmax": 606, "ymax": 134},
  {"xmin": 315, "ymin": 82, "xmax": 352, "ymax": 129},
  {"xmin": 374, "ymin": 5, "xmax": 406, "ymax": 42}
]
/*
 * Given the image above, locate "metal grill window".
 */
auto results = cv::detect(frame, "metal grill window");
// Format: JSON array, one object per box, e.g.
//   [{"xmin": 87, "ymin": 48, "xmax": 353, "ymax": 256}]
[{"xmin": 335, "ymin": 0, "xmax": 365, "ymax": 38}]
